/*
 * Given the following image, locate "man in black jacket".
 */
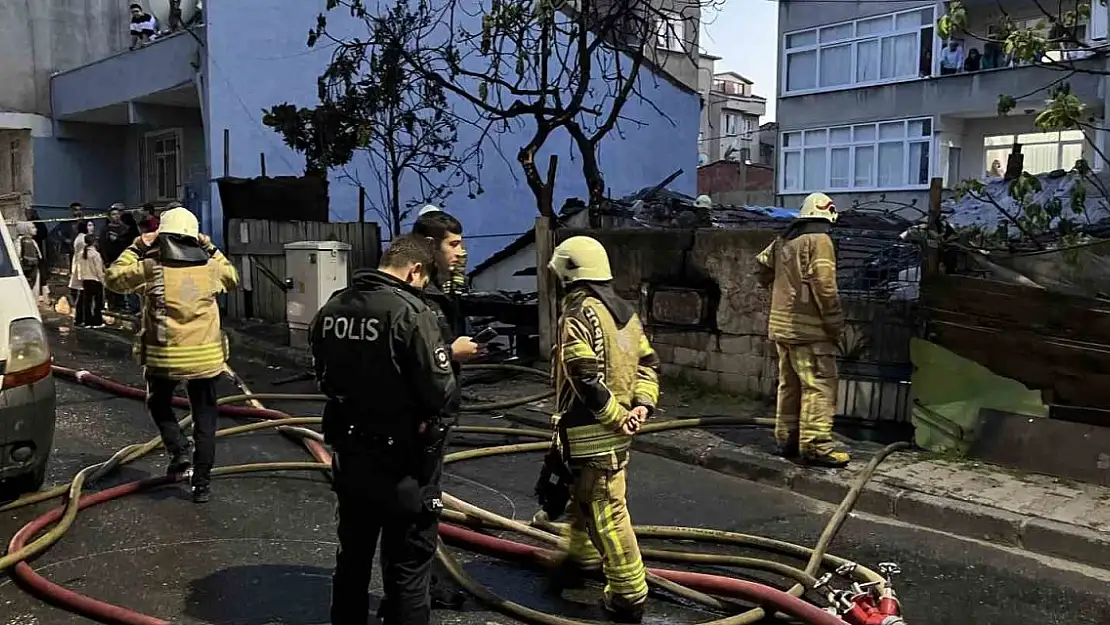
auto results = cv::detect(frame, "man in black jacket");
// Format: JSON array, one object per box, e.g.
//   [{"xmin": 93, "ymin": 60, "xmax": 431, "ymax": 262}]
[
  {"xmin": 101, "ymin": 203, "xmax": 140, "ymax": 312},
  {"xmin": 311, "ymin": 234, "xmax": 457, "ymax": 625}
]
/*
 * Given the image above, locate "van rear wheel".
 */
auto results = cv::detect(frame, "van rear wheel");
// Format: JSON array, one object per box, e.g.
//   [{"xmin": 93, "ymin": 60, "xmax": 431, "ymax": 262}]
[{"xmin": 0, "ymin": 462, "xmax": 48, "ymax": 501}]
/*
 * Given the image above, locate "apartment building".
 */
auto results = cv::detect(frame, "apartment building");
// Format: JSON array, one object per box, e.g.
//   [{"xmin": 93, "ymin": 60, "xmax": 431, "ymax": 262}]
[
  {"xmin": 696, "ymin": 54, "xmax": 768, "ymax": 164},
  {"xmin": 775, "ymin": 0, "xmax": 1110, "ymax": 209}
]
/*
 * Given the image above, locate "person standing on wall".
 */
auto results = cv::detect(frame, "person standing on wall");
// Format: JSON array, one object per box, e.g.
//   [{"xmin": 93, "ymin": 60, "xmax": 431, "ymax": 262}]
[
  {"xmin": 309, "ymin": 234, "xmax": 457, "ymax": 625},
  {"xmin": 545, "ymin": 235, "xmax": 660, "ymax": 624},
  {"xmin": 754, "ymin": 192, "xmax": 850, "ymax": 468},
  {"xmin": 105, "ymin": 207, "xmax": 240, "ymax": 503}
]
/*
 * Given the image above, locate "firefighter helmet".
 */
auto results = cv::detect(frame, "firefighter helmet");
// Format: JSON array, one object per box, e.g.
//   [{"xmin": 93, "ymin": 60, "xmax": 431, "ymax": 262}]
[
  {"xmin": 158, "ymin": 207, "xmax": 200, "ymax": 240},
  {"xmin": 418, "ymin": 204, "xmax": 442, "ymax": 216},
  {"xmin": 548, "ymin": 236, "xmax": 613, "ymax": 284},
  {"xmin": 798, "ymin": 192, "xmax": 838, "ymax": 223},
  {"xmin": 695, "ymin": 195, "xmax": 713, "ymax": 209}
]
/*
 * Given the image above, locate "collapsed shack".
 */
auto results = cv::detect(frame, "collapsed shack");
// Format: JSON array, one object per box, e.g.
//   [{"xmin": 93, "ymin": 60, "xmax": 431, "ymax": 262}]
[{"xmin": 914, "ymin": 172, "xmax": 1110, "ymax": 485}]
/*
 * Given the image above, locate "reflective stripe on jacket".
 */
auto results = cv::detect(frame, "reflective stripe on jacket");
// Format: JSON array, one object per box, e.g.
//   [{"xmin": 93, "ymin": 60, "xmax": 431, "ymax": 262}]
[
  {"xmin": 554, "ymin": 290, "xmax": 661, "ymax": 461},
  {"xmin": 105, "ymin": 243, "xmax": 239, "ymax": 380},
  {"xmin": 755, "ymin": 221, "xmax": 844, "ymax": 344}
]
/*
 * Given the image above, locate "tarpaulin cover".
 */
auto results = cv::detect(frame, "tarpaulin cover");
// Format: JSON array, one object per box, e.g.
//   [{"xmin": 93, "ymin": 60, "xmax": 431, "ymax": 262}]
[{"xmin": 910, "ymin": 338, "xmax": 1048, "ymax": 453}]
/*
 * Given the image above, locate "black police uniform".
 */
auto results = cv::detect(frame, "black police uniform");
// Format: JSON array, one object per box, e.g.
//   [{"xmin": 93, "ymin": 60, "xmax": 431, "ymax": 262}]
[{"xmin": 310, "ymin": 269, "xmax": 457, "ymax": 625}]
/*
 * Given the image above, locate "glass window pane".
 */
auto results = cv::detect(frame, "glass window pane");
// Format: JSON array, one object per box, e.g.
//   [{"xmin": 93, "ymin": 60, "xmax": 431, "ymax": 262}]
[
  {"xmin": 854, "ymin": 146, "xmax": 875, "ymax": 187},
  {"xmin": 829, "ymin": 127, "xmax": 853, "ymax": 144},
  {"xmin": 820, "ymin": 23, "xmax": 853, "ymax": 42},
  {"xmin": 880, "ymin": 33, "xmax": 918, "ymax": 79},
  {"xmin": 984, "ymin": 149, "xmax": 1009, "ymax": 175},
  {"xmin": 878, "ymin": 142, "xmax": 905, "ymax": 186},
  {"xmin": 804, "ymin": 129, "xmax": 827, "ymax": 146},
  {"xmin": 909, "ymin": 119, "xmax": 931, "ymax": 137},
  {"xmin": 856, "ymin": 39, "xmax": 880, "ymax": 82},
  {"xmin": 908, "ymin": 141, "xmax": 930, "ymax": 185},
  {"xmin": 804, "ymin": 148, "xmax": 827, "ymax": 189},
  {"xmin": 984, "ymin": 135, "xmax": 1014, "ymax": 147},
  {"xmin": 1061, "ymin": 142, "xmax": 1084, "ymax": 169},
  {"xmin": 1060, "ymin": 130, "xmax": 1085, "ymax": 142},
  {"xmin": 786, "ymin": 30, "xmax": 817, "ymax": 48},
  {"xmin": 1018, "ymin": 132, "xmax": 1056, "ymax": 144},
  {"xmin": 857, "ymin": 16, "xmax": 892, "ymax": 36},
  {"xmin": 830, "ymin": 148, "xmax": 851, "ymax": 188},
  {"xmin": 895, "ymin": 11, "xmax": 920, "ymax": 31},
  {"xmin": 783, "ymin": 152, "xmax": 802, "ymax": 190},
  {"xmin": 783, "ymin": 132, "xmax": 801, "ymax": 147},
  {"xmin": 879, "ymin": 122, "xmax": 905, "ymax": 140},
  {"xmin": 854, "ymin": 124, "xmax": 877, "ymax": 142},
  {"xmin": 1023, "ymin": 143, "xmax": 1058, "ymax": 174},
  {"xmin": 919, "ymin": 8, "xmax": 934, "ymax": 25},
  {"xmin": 819, "ymin": 44, "xmax": 854, "ymax": 87},
  {"xmin": 786, "ymin": 50, "xmax": 818, "ymax": 91}
]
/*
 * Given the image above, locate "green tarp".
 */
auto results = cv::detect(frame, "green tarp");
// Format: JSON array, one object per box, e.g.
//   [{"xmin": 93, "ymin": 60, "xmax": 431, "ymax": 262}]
[{"xmin": 910, "ymin": 338, "xmax": 1048, "ymax": 454}]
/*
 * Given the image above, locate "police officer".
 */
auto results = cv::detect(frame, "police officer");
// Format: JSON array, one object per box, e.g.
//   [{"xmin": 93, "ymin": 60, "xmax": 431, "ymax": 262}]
[
  {"xmin": 310, "ymin": 234, "xmax": 457, "ymax": 625},
  {"xmin": 410, "ymin": 207, "xmax": 476, "ymax": 610}
]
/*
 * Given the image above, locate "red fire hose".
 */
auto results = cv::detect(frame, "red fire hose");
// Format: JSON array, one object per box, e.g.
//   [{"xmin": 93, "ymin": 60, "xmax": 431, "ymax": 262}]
[{"xmin": 4, "ymin": 366, "xmax": 851, "ymax": 625}]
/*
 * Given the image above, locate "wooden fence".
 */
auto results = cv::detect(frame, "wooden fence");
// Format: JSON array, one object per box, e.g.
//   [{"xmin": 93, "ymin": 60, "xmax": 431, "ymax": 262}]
[{"xmin": 224, "ymin": 219, "xmax": 381, "ymax": 323}]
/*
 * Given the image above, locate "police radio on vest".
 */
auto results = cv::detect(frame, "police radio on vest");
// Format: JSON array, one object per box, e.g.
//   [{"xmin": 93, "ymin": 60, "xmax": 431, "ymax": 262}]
[{"xmin": 321, "ymin": 316, "xmax": 381, "ymax": 341}]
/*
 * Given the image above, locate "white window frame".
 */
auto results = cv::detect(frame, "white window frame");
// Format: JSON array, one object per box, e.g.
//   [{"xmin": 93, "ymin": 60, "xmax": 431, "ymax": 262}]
[
  {"xmin": 781, "ymin": 5, "xmax": 937, "ymax": 97},
  {"xmin": 724, "ymin": 113, "xmax": 740, "ymax": 137},
  {"xmin": 982, "ymin": 130, "xmax": 1086, "ymax": 175},
  {"xmin": 141, "ymin": 128, "xmax": 183, "ymax": 203},
  {"xmin": 655, "ymin": 12, "xmax": 684, "ymax": 53},
  {"xmin": 779, "ymin": 116, "xmax": 934, "ymax": 194},
  {"xmin": 9, "ymin": 139, "xmax": 20, "ymax": 192}
]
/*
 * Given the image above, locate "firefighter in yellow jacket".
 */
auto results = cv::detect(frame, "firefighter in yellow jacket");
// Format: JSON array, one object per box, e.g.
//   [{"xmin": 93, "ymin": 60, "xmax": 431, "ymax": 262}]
[
  {"xmin": 755, "ymin": 192, "xmax": 850, "ymax": 468},
  {"xmin": 105, "ymin": 207, "xmax": 239, "ymax": 502},
  {"xmin": 547, "ymin": 236, "xmax": 660, "ymax": 624}
]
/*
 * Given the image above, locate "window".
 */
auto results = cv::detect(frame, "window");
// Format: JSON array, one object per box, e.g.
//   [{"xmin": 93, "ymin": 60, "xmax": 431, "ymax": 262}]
[
  {"xmin": 9, "ymin": 139, "xmax": 20, "ymax": 191},
  {"xmin": 780, "ymin": 117, "xmax": 932, "ymax": 193},
  {"xmin": 782, "ymin": 7, "xmax": 935, "ymax": 95},
  {"xmin": 656, "ymin": 13, "xmax": 684, "ymax": 52},
  {"xmin": 142, "ymin": 129, "xmax": 183, "ymax": 202},
  {"xmin": 724, "ymin": 114, "xmax": 740, "ymax": 136},
  {"xmin": 983, "ymin": 131, "xmax": 1085, "ymax": 176}
]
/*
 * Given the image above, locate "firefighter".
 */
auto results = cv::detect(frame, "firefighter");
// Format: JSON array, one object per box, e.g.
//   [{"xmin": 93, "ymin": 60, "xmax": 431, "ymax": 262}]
[
  {"xmin": 754, "ymin": 192, "xmax": 850, "ymax": 468},
  {"xmin": 104, "ymin": 207, "xmax": 240, "ymax": 502},
  {"xmin": 547, "ymin": 235, "xmax": 660, "ymax": 624},
  {"xmin": 309, "ymin": 234, "xmax": 457, "ymax": 625}
]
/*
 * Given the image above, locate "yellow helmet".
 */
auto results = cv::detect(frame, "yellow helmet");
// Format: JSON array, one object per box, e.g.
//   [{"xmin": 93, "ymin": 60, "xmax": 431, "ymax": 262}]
[
  {"xmin": 157, "ymin": 206, "xmax": 200, "ymax": 240},
  {"xmin": 799, "ymin": 192, "xmax": 837, "ymax": 223},
  {"xmin": 548, "ymin": 236, "xmax": 612, "ymax": 284}
]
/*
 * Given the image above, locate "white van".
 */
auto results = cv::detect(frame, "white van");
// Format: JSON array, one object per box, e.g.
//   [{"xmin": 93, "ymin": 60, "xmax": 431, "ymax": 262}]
[{"xmin": 0, "ymin": 218, "xmax": 56, "ymax": 498}]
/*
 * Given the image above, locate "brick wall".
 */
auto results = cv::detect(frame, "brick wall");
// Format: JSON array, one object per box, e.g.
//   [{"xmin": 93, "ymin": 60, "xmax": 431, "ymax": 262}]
[{"xmin": 652, "ymin": 328, "xmax": 778, "ymax": 396}]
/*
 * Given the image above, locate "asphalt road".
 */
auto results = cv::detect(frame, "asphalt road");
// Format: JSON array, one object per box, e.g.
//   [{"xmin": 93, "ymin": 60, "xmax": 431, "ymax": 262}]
[{"xmin": 3, "ymin": 320, "xmax": 1110, "ymax": 625}]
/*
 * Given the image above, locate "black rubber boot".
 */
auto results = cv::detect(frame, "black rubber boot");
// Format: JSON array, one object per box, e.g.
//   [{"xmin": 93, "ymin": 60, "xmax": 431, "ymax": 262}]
[
  {"xmin": 166, "ymin": 443, "xmax": 193, "ymax": 476},
  {"xmin": 775, "ymin": 437, "xmax": 800, "ymax": 459},
  {"xmin": 191, "ymin": 483, "xmax": 211, "ymax": 504},
  {"xmin": 548, "ymin": 560, "xmax": 589, "ymax": 594},
  {"xmin": 601, "ymin": 596, "xmax": 644, "ymax": 624},
  {"xmin": 429, "ymin": 576, "xmax": 467, "ymax": 609}
]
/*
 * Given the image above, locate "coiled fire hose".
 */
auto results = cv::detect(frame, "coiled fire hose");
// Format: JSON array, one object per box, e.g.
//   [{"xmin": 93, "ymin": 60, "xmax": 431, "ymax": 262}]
[{"xmin": 0, "ymin": 362, "xmax": 910, "ymax": 625}]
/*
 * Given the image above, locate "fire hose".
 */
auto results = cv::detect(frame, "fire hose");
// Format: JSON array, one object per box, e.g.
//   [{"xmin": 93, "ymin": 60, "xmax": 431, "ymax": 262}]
[{"xmin": 0, "ymin": 363, "xmax": 911, "ymax": 625}]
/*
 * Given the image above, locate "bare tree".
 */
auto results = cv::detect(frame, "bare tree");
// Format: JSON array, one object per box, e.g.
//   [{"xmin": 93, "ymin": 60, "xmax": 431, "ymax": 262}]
[
  {"xmin": 262, "ymin": 20, "xmax": 483, "ymax": 235},
  {"xmin": 309, "ymin": 0, "xmax": 714, "ymax": 216}
]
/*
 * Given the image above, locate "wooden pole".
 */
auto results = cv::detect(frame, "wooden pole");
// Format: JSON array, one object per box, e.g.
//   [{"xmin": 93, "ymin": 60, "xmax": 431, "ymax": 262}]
[
  {"xmin": 358, "ymin": 185, "xmax": 366, "ymax": 223},
  {"xmin": 924, "ymin": 177, "xmax": 943, "ymax": 278},
  {"xmin": 222, "ymin": 129, "xmax": 230, "ymax": 179},
  {"xmin": 259, "ymin": 153, "xmax": 267, "ymax": 178},
  {"xmin": 537, "ymin": 154, "xmax": 559, "ymax": 355}
]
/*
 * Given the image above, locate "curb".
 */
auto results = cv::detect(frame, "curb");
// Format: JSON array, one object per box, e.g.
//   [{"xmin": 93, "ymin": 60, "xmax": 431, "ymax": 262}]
[{"xmin": 501, "ymin": 410, "xmax": 1110, "ymax": 570}]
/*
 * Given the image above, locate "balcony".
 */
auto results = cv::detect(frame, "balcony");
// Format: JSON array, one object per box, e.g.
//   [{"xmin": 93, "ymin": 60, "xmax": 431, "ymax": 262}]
[
  {"xmin": 51, "ymin": 27, "xmax": 206, "ymax": 124},
  {"xmin": 778, "ymin": 56, "xmax": 1104, "ymax": 129}
]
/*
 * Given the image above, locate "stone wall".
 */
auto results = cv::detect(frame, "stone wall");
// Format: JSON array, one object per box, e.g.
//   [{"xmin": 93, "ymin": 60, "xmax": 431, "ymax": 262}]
[{"xmin": 559, "ymin": 227, "xmax": 780, "ymax": 397}]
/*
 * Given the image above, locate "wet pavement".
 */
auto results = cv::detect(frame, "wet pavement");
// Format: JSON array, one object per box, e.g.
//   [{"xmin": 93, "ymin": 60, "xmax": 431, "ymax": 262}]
[{"xmin": 3, "ymin": 319, "xmax": 1110, "ymax": 624}]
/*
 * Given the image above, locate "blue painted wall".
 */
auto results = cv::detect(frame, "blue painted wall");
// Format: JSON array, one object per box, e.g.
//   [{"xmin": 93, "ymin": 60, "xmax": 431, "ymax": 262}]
[
  {"xmin": 32, "ymin": 129, "xmax": 126, "ymax": 222},
  {"xmin": 204, "ymin": 0, "xmax": 698, "ymax": 265}
]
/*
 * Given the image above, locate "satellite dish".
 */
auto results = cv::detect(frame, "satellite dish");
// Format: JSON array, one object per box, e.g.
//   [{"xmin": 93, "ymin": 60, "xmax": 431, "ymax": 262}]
[
  {"xmin": 146, "ymin": 0, "xmax": 201, "ymax": 26},
  {"xmin": 698, "ymin": 152, "xmax": 709, "ymax": 165}
]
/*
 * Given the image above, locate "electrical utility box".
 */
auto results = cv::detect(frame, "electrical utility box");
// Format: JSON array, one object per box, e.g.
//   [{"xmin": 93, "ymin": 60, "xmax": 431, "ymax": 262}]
[{"xmin": 284, "ymin": 241, "xmax": 351, "ymax": 349}]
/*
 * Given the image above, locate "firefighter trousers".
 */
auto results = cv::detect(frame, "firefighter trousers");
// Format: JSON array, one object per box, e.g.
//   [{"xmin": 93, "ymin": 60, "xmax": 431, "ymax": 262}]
[
  {"xmin": 562, "ymin": 463, "xmax": 649, "ymax": 607},
  {"xmin": 774, "ymin": 340, "xmax": 839, "ymax": 453}
]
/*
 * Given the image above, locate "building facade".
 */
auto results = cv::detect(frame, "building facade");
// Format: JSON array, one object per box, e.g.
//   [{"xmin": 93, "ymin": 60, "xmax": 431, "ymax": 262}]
[
  {"xmin": 775, "ymin": 0, "xmax": 1110, "ymax": 209},
  {"xmin": 19, "ymin": 0, "xmax": 699, "ymax": 267},
  {"xmin": 696, "ymin": 61, "xmax": 768, "ymax": 164}
]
